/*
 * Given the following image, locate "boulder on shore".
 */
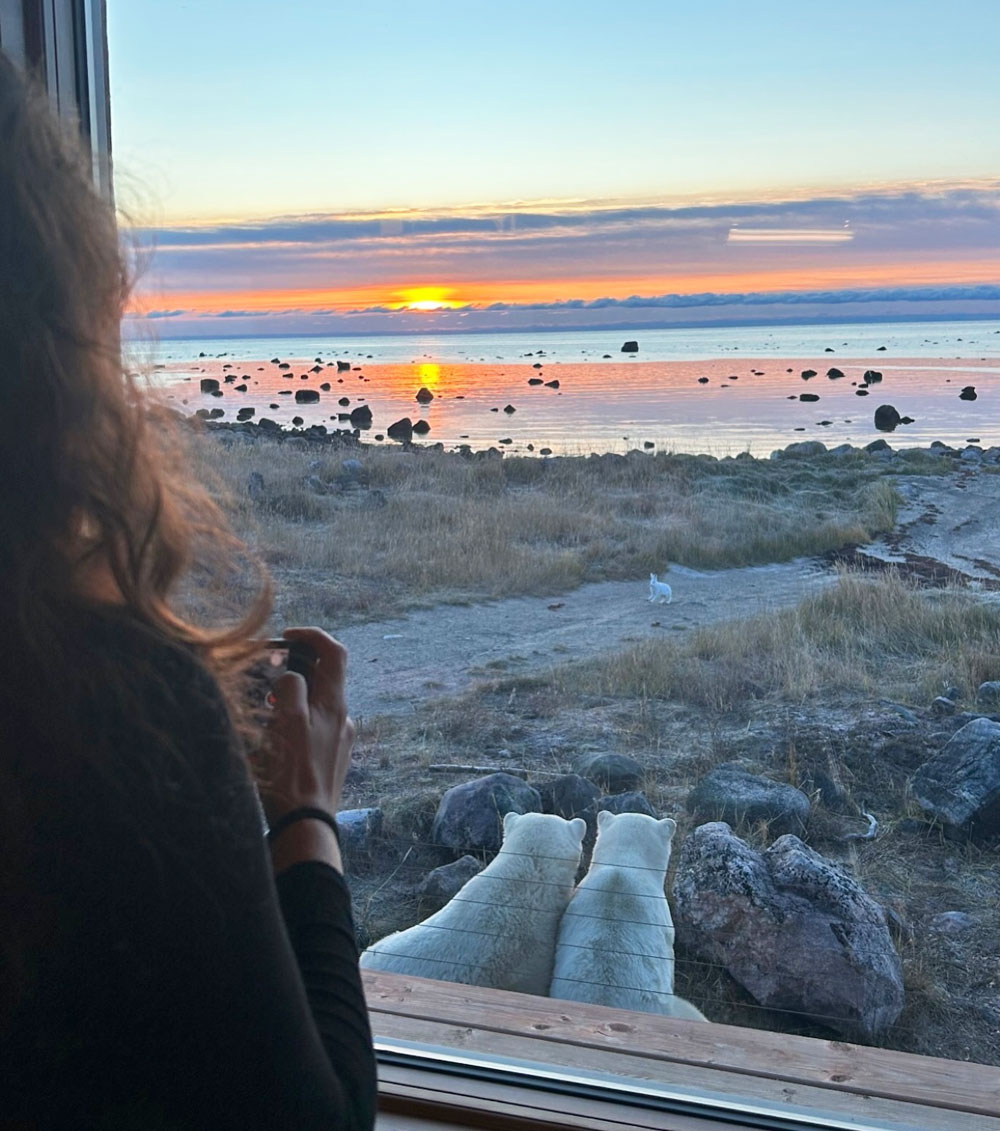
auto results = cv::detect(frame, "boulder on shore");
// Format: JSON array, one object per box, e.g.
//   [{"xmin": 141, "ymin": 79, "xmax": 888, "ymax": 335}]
[
  {"xmin": 874, "ymin": 404, "xmax": 901, "ymax": 431},
  {"xmin": 573, "ymin": 752, "xmax": 644, "ymax": 793},
  {"xmin": 431, "ymin": 773, "xmax": 542, "ymax": 852},
  {"xmin": 673, "ymin": 822, "xmax": 903, "ymax": 1041},
  {"xmin": 418, "ymin": 856, "xmax": 483, "ymax": 911},
  {"xmin": 686, "ymin": 763, "xmax": 810, "ymax": 836},
  {"xmin": 597, "ymin": 791, "xmax": 656, "ymax": 817},
  {"xmin": 349, "ymin": 405, "xmax": 373, "ymax": 427},
  {"xmin": 910, "ymin": 717, "xmax": 1000, "ymax": 840},
  {"xmin": 537, "ymin": 774, "xmax": 600, "ymax": 821}
]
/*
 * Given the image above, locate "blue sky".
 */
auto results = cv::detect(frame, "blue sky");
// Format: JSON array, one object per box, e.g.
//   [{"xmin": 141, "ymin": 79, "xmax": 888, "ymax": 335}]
[{"xmin": 108, "ymin": 2, "xmax": 1000, "ymax": 334}]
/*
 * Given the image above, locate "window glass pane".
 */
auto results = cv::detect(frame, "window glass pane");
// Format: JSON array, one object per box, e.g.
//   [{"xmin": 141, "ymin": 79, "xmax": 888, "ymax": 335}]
[{"xmin": 106, "ymin": 0, "xmax": 1000, "ymax": 1116}]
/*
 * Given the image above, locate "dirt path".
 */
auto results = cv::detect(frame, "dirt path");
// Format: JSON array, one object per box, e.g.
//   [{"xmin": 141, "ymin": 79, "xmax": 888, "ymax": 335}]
[
  {"xmin": 338, "ymin": 560, "xmax": 833, "ymax": 720},
  {"xmin": 335, "ymin": 464, "xmax": 1000, "ymax": 721}
]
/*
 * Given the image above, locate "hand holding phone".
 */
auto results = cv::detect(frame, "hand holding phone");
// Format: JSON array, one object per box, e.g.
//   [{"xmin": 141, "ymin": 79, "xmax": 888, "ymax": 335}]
[{"xmin": 257, "ymin": 628, "xmax": 355, "ymax": 830}]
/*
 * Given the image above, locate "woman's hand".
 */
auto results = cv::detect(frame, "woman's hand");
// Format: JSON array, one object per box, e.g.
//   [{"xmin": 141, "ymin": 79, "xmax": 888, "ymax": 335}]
[{"xmin": 261, "ymin": 627, "xmax": 355, "ymax": 826}]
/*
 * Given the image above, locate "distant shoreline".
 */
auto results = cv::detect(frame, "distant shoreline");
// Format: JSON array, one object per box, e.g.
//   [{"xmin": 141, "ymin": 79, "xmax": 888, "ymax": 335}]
[{"xmin": 140, "ymin": 311, "xmax": 1000, "ymax": 344}]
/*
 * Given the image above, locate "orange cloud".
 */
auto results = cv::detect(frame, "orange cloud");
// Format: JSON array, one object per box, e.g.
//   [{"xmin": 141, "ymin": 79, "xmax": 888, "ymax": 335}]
[{"xmin": 133, "ymin": 254, "xmax": 1000, "ymax": 318}]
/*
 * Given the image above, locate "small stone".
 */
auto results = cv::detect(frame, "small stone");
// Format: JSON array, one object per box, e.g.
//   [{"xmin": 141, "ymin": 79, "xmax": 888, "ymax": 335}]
[
  {"xmin": 621, "ymin": 340, "xmax": 639, "ymax": 353},
  {"xmin": 931, "ymin": 696, "xmax": 957, "ymax": 716},
  {"xmin": 415, "ymin": 386, "xmax": 434, "ymax": 403},
  {"xmin": 874, "ymin": 404, "xmax": 901, "ymax": 430}
]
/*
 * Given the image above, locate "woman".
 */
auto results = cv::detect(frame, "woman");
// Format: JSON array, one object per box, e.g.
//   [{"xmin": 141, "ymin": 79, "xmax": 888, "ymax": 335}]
[{"xmin": 0, "ymin": 54, "xmax": 376, "ymax": 1128}]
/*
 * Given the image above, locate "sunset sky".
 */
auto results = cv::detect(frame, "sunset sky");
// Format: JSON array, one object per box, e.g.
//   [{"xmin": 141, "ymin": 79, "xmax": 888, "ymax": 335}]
[{"xmin": 108, "ymin": 1, "xmax": 1000, "ymax": 337}]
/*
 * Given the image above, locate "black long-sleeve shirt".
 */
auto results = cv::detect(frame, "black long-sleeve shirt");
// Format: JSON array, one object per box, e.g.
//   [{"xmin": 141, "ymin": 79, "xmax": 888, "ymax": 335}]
[{"xmin": 1, "ymin": 607, "xmax": 376, "ymax": 1129}]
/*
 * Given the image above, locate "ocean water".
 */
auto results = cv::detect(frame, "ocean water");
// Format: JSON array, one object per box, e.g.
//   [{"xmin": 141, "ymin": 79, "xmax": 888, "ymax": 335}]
[{"xmin": 137, "ymin": 319, "xmax": 1000, "ymax": 457}]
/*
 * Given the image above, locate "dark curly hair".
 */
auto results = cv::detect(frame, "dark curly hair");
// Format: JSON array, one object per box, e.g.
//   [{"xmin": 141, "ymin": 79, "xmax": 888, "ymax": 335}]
[
  {"xmin": 0, "ymin": 52, "xmax": 270, "ymax": 680},
  {"xmin": 0, "ymin": 54, "xmax": 272, "ymax": 1014}
]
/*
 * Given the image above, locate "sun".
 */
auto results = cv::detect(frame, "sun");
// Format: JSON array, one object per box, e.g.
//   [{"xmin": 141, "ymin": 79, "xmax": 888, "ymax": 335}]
[{"xmin": 397, "ymin": 286, "xmax": 459, "ymax": 312}]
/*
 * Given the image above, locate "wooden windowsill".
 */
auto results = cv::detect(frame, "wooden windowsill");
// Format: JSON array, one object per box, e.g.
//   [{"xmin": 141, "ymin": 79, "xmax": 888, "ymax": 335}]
[{"xmin": 364, "ymin": 971, "xmax": 1000, "ymax": 1130}]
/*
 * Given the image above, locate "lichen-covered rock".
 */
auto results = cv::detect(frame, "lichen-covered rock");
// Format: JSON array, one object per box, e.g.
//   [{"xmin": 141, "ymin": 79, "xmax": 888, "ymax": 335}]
[
  {"xmin": 686, "ymin": 763, "xmax": 810, "ymax": 836},
  {"xmin": 573, "ymin": 752, "xmax": 643, "ymax": 793},
  {"xmin": 673, "ymin": 822, "xmax": 903, "ymax": 1041},
  {"xmin": 431, "ymin": 773, "xmax": 542, "ymax": 852},
  {"xmin": 910, "ymin": 717, "xmax": 1000, "ymax": 840}
]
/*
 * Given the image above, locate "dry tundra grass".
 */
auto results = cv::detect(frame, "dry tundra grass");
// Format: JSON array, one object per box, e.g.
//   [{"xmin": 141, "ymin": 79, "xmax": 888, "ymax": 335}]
[
  {"xmin": 559, "ymin": 571, "xmax": 1000, "ymax": 709},
  {"xmin": 190, "ymin": 430, "xmax": 904, "ymax": 624},
  {"xmin": 342, "ymin": 572, "xmax": 1000, "ymax": 1064}
]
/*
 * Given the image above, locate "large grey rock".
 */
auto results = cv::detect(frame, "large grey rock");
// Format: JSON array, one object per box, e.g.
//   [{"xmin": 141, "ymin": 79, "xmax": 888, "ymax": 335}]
[
  {"xmin": 335, "ymin": 807, "xmax": 383, "ymax": 853},
  {"xmin": 431, "ymin": 773, "xmax": 542, "ymax": 853},
  {"xmin": 673, "ymin": 823, "xmax": 903, "ymax": 1041},
  {"xmin": 537, "ymin": 774, "xmax": 600, "ymax": 820},
  {"xmin": 686, "ymin": 763, "xmax": 810, "ymax": 836},
  {"xmin": 910, "ymin": 717, "xmax": 1000, "ymax": 840},
  {"xmin": 418, "ymin": 855, "xmax": 483, "ymax": 911},
  {"xmin": 780, "ymin": 441, "xmax": 827, "ymax": 458},
  {"xmin": 574, "ymin": 752, "xmax": 644, "ymax": 793},
  {"xmin": 976, "ymin": 681, "xmax": 1000, "ymax": 708},
  {"xmin": 597, "ymin": 791, "xmax": 656, "ymax": 817}
]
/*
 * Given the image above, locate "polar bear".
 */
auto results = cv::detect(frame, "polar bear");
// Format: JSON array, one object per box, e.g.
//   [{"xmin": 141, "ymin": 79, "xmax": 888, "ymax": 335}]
[
  {"xmin": 549, "ymin": 811, "xmax": 707, "ymax": 1020},
  {"xmin": 361, "ymin": 812, "xmax": 586, "ymax": 995}
]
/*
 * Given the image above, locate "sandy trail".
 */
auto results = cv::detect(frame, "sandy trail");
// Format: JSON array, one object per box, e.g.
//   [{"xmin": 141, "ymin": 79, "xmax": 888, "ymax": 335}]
[
  {"xmin": 335, "ymin": 465, "xmax": 1000, "ymax": 721},
  {"xmin": 338, "ymin": 561, "xmax": 832, "ymax": 721}
]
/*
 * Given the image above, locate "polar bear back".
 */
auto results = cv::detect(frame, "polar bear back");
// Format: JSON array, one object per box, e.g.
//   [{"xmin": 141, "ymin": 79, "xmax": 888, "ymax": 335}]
[
  {"xmin": 550, "ymin": 812, "xmax": 705, "ymax": 1019},
  {"xmin": 361, "ymin": 812, "xmax": 585, "ymax": 995}
]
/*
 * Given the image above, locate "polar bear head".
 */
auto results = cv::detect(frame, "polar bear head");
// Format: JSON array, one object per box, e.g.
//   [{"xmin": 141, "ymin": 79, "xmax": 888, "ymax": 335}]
[
  {"xmin": 592, "ymin": 810, "xmax": 676, "ymax": 874},
  {"xmin": 501, "ymin": 811, "xmax": 587, "ymax": 866}
]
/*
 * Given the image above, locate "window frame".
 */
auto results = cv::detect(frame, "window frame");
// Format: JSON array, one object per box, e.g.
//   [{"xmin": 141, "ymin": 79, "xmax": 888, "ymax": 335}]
[{"xmin": 10, "ymin": 8, "xmax": 999, "ymax": 1128}]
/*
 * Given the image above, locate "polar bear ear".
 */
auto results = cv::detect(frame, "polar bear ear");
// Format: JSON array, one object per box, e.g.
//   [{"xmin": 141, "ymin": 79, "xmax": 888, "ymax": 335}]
[
  {"xmin": 568, "ymin": 817, "xmax": 587, "ymax": 842},
  {"xmin": 658, "ymin": 817, "xmax": 677, "ymax": 841},
  {"xmin": 502, "ymin": 811, "xmax": 521, "ymax": 837},
  {"xmin": 596, "ymin": 809, "xmax": 614, "ymax": 830}
]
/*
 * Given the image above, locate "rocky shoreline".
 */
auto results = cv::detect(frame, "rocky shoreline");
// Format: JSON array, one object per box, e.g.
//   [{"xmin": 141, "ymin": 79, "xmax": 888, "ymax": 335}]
[{"xmin": 190, "ymin": 411, "xmax": 1000, "ymax": 468}]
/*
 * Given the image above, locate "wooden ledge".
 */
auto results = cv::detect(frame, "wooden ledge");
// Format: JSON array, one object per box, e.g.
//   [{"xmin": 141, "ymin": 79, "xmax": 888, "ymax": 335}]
[{"xmin": 364, "ymin": 972, "xmax": 1000, "ymax": 1129}]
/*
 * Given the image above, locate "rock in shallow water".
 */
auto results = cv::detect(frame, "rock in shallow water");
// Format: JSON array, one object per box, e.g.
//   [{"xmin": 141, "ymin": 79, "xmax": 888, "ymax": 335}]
[{"xmin": 673, "ymin": 822, "xmax": 903, "ymax": 1041}]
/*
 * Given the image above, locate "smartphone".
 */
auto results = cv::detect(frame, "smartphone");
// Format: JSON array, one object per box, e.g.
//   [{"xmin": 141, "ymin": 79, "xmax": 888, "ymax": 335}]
[{"xmin": 248, "ymin": 638, "xmax": 316, "ymax": 709}]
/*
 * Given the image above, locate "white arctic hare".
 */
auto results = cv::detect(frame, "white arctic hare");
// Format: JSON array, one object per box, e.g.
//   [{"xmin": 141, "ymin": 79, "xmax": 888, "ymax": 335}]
[
  {"xmin": 361, "ymin": 812, "xmax": 586, "ymax": 995},
  {"xmin": 549, "ymin": 811, "xmax": 706, "ymax": 1020},
  {"xmin": 648, "ymin": 573, "xmax": 672, "ymax": 604}
]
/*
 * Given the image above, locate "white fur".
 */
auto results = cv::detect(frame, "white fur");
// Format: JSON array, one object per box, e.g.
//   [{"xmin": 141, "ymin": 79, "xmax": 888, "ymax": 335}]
[
  {"xmin": 549, "ymin": 811, "xmax": 706, "ymax": 1020},
  {"xmin": 648, "ymin": 573, "xmax": 672, "ymax": 604},
  {"xmin": 360, "ymin": 812, "xmax": 586, "ymax": 995}
]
